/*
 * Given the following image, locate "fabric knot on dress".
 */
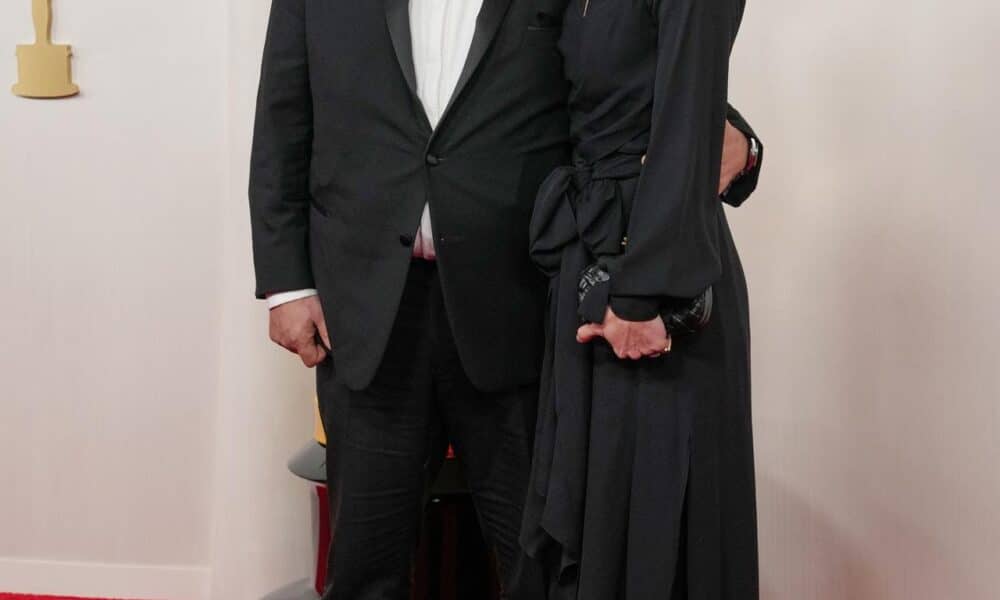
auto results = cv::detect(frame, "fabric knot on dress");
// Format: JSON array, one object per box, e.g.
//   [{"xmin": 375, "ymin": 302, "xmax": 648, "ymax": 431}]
[{"xmin": 529, "ymin": 154, "xmax": 643, "ymax": 276}]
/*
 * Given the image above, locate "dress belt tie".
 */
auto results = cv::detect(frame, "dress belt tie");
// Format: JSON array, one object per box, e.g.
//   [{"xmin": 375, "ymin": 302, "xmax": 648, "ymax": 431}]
[{"xmin": 529, "ymin": 153, "xmax": 643, "ymax": 275}]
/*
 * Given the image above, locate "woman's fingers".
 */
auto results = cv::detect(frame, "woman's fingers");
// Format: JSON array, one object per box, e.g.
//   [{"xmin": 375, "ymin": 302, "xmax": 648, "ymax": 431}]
[
  {"xmin": 643, "ymin": 334, "xmax": 672, "ymax": 356},
  {"xmin": 636, "ymin": 329, "xmax": 671, "ymax": 358},
  {"xmin": 580, "ymin": 312, "xmax": 671, "ymax": 359},
  {"xmin": 577, "ymin": 323, "xmax": 604, "ymax": 343},
  {"xmin": 643, "ymin": 317, "xmax": 670, "ymax": 356}
]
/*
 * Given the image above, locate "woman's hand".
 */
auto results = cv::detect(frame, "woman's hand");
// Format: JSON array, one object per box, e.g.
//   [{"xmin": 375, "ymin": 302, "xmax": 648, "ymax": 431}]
[
  {"xmin": 577, "ymin": 307, "xmax": 672, "ymax": 360},
  {"xmin": 719, "ymin": 120, "xmax": 750, "ymax": 194}
]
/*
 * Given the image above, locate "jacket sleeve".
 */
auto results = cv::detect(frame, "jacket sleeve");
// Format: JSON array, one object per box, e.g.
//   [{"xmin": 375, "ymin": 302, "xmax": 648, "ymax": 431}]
[
  {"xmin": 607, "ymin": 0, "xmax": 744, "ymax": 307},
  {"xmin": 722, "ymin": 103, "xmax": 764, "ymax": 208},
  {"xmin": 249, "ymin": 0, "xmax": 315, "ymax": 299}
]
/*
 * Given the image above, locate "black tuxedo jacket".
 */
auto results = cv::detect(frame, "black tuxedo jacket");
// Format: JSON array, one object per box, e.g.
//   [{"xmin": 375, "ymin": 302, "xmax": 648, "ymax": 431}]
[{"xmin": 249, "ymin": 0, "xmax": 762, "ymax": 392}]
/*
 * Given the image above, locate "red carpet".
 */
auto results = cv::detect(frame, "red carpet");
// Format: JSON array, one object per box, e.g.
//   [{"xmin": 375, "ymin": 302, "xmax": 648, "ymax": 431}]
[{"xmin": 0, "ymin": 595, "xmax": 143, "ymax": 600}]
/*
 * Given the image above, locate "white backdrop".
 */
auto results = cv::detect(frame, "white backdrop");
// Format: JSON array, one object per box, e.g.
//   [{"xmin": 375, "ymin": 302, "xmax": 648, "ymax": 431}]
[
  {"xmin": 729, "ymin": 1, "xmax": 1000, "ymax": 598},
  {"xmin": 0, "ymin": 0, "xmax": 228, "ymax": 597},
  {"xmin": 1, "ymin": 0, "xmax": 998, "ymax": 598}
]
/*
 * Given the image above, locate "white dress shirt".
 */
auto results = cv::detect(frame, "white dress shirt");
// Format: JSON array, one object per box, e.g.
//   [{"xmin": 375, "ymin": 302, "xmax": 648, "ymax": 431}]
[{"xmin": 269, "ymin": 0, "xmax": 484, "ymax": 309}]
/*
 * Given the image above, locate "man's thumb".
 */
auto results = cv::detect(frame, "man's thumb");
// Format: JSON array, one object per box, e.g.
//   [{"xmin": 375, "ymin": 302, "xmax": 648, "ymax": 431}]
[{"xmin": 316, "ymin": 318, "xmax": 332, "ymax": 351}]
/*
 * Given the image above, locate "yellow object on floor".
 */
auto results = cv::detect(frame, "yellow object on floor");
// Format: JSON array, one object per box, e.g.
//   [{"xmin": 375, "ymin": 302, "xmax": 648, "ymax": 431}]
[{"xmin": 313, "ymin": 396, "xmax": 326, "ymax": 446}]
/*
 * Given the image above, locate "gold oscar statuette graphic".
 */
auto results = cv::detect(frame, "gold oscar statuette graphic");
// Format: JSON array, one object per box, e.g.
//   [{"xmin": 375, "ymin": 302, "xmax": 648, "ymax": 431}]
[{"xmin": 12, "ymin": 0, "xmax": 79, "ymax": 98}]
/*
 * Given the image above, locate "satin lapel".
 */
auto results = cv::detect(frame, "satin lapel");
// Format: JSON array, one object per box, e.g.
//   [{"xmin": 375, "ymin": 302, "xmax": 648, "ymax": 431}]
[
  {"xmin": 433, "ymin": 0, "xmax": 513, "ymax": 137},
  {"xmin": 385, "ymin": 0, "xmax": 420, "ymax": 103}
]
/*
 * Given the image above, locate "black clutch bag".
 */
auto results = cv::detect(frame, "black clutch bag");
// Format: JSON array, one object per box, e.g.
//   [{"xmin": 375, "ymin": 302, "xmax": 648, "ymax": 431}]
[
  {"xmin": 659, "ymin": 286, "xmax": 713, "ymax": 335},
  {"xmin": 577, "ymin": 263, "xmax": 713, "ymax": 335}
]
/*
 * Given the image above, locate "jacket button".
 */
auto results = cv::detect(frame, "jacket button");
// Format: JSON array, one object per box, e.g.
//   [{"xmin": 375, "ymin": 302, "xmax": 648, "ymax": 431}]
[
  {"xmin": 425, "ymin": 154, "xmax": 441, "ymax": 166},
  {"xmin": 399, "ymin": 234, "xmax": 414, "ymax": 247}
]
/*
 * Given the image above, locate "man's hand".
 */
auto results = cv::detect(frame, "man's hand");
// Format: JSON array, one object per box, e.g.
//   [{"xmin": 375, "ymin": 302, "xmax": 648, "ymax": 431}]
[
  {"xmin": 719, "ymin": 120, "xmax": 750, "ymax": 195},
  {"xmin": 576, "ymin": 307, "xmax": 672, "ymax": 360},
  {"xmin": 268, "ymin": 295, "xmax": 331, "ymax": 368}
]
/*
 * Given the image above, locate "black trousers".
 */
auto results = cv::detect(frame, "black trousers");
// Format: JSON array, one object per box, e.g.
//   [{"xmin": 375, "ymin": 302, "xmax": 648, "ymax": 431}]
[{"xmin": 317, "ymin": 260, "xmax": 544, "ymax": 600}]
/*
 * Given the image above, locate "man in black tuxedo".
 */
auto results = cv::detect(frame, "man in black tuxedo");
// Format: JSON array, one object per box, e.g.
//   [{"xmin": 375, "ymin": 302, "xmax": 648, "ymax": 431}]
[{"xmin": 249, "ymin": 1, "xmax": 762, "ymax": 598}]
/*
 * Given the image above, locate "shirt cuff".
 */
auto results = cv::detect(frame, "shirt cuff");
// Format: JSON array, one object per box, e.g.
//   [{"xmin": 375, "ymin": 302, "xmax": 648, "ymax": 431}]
[{"xmin": 266, "ymin": 288, "xmax": 318, "ymax": 309}]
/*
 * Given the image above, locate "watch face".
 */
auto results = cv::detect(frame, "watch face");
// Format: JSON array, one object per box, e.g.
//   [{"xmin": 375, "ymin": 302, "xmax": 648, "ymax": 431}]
[{"xmin": 746, "ymin": 138, "xmax": 759, "ymax": 172}]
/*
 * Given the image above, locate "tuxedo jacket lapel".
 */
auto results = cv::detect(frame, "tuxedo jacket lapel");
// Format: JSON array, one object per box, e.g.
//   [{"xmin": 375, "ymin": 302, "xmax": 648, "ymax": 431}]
[
  {"xmin": 387, "ymin": 0, "xmax": 513, "ymax": 137},
  {"xmin": 385, "ymin": 0, "xmax": 416, "ymax": 96},
  {"xmin": 434, "ymin": 0, "xmax": 513, "ymax": 137},
  {"xmin": 385, "ymin": 0, "xmax": 432, "ymax": 129}
]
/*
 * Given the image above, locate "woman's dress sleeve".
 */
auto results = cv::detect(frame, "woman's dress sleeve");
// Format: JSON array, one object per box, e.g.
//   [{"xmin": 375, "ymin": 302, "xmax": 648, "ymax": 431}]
[
  {"xmin": 723, "ymin": 103, "xmax": 764, "ymax": 208},
  {"xmin": 607, "ymin": 0, "xmax": 745, "ymax": 304}
]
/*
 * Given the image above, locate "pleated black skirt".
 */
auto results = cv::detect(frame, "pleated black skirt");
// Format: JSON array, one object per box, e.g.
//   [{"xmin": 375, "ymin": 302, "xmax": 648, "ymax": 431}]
[{"xmin": 521, "ymin": 165, "xmax": 758, "ymax": 599}]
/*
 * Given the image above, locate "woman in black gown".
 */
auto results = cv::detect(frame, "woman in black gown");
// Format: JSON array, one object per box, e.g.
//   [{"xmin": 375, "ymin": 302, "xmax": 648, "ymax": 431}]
[{"xmin": 521, "ymin": 0, "xmax": 758, "ymax": 598}]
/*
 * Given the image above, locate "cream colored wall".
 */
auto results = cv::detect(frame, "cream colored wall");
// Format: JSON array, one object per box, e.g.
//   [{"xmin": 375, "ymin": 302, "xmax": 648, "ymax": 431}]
[
  {"xmin": 0, "ymin": 0, "xmax": 226, "ymax": 597},
  {"xmin": 0, "ymin": 1, "xmax": 316, "ymax": 597},
  {"xmin": 729, "ymin": 1, "xmax": 1000, "ymax": 598},
  {"xmin": 1, "ymin": 0, "xmax": 998, "ymax": 599},
  {"xmin": 206, "ymin": 1, "xmax": 316, "ymax": 597}
]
